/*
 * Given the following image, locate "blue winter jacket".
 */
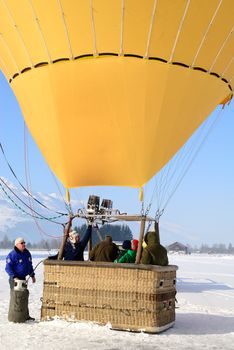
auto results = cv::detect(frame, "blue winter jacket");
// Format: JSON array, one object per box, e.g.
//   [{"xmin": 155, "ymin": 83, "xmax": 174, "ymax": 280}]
[{"xmin": 5, "ymin": 247, "xmax": 35, "ymax": 280}]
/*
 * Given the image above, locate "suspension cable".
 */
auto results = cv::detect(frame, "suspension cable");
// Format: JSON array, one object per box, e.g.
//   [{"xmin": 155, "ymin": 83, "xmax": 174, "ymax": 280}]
[
  {"xmin": 0, "ymin": 141, "xmax": 67, "ymax": 216},
  {"xmin": 0, "ymin": 177, "xmax": 65, "ymax": 224},
  {"xmin": 162, "ymin": 107, "xmax": 224, "ymax": 211},
  {"xmin": 49, "ymin": 170, "xmax": 72, "ymax": 213},
  {"xmin": 143, "ymin": 106, "xmax": 225, "ymax": 218},
  {"xmin": 23, "ymin": 125, "xmax": 63, "ymax": 238}
]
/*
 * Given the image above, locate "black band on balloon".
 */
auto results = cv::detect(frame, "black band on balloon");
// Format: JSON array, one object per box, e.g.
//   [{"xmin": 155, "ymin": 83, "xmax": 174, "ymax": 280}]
[{"xmin": 8, "ymin": 53, "xmax": 233, "ymax": 94}]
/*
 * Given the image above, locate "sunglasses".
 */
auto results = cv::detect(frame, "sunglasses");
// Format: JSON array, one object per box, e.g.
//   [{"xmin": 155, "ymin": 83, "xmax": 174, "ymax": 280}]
[{"xmin": 20, "ymin": 242, "xmax": 26, "ymax": 245}]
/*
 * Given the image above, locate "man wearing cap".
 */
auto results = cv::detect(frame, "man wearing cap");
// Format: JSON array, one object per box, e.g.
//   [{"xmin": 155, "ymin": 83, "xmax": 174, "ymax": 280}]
[{"xmin": 5, "ymin": 237, "xmax": 36, "ymax": 321}]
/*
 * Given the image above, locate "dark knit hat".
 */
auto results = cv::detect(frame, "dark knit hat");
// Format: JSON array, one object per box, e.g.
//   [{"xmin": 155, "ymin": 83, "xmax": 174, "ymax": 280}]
[{"xmin": 122, "ymin": 240, "xmax": 131, "ymax": 250}]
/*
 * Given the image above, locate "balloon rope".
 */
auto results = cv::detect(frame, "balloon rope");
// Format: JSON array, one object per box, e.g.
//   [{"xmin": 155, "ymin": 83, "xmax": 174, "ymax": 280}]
[
  {"xmin": 163, "ymin": 107, "xmax": 225, "ymax": 211},
  {"xmin": 144, "ymin": 0, "xmax": 158, "ymax": 59},
  {"xmin": 169, "ymin": 0, "xmax": 191, "ymax": 63},
  {"xmin": 0, "ymin": 178, "xmax": 64, "ymax": 225},
  {"xmin": 221, "ymin": 57, "xmax": 234, "ymax": 78},
  {"xmin": 191, "ymin": 0, "xmax": 223, "ymax": 67},
  {"xmin": 209, "ymin": 25, "xmax": 234, "ymax": 73},
  {"xmin": 23, "ymin": 124, "xmax": 63, "ymax": 238},
  {"xmin": 2, "ymin": 0, "xmax": 34, "ymax": 67},
  {"xmin": 90, "ymin": 0, "xmax": 98, "ymax": 56},
  {"xmin": 49, "ymin": 170, "xmax": 72, "ymax": 213},
  {"xmin": 0, "ymin": 141, "xmax": 66, "ymax": 215},
  {"xmin": 57, "ymin": 0, "xmax": 74, "ymax": 59},
  {"xmin": 0, "ymin": 33, "xmax": 20, "ymax": 73},
  {"xmin": 119, "ymin": 0, "xmax": 125, "ymax": 56},
  {"xmin": 144, "ymin": 106, "xmax": 225, "ymax": 217},
  {"xmin": 28, "ymin": 0, "xmax": 52, "ymax": 63}
]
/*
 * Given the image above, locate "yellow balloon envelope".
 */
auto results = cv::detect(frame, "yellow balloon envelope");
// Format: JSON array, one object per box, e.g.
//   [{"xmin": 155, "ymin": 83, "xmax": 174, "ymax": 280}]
[{"xmin": 0, "ymin": 0, "xmax": 233, "ymax": 188}]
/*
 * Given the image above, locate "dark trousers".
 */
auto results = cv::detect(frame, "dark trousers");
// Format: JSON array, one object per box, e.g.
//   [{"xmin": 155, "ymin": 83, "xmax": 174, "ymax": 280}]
[{"xmin": 9, "ymin": 278, "xmax": 15, "ymax": 289}]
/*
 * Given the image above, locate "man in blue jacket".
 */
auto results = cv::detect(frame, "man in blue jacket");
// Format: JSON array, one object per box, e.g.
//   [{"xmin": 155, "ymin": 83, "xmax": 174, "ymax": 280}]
[{"xmin": 5, "ymin": 237, "xmax": 36, "ymax": 321}]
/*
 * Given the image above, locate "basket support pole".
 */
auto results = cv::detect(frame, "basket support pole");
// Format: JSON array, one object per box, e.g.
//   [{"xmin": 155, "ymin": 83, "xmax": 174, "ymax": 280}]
[
  {"xmin": 88, "ymin": 236, "xmax": 92, "ymax": 259},
  {"xmin": 135, "ymin": 215, "xmax": 146, "ymax": 264},
  {"xmin": 58, "ymin": 215, "xmax": 73, "ymax": 260}
]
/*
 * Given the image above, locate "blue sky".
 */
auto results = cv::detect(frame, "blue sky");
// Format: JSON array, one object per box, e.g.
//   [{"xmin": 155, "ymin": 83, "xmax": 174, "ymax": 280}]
[{"xmin": 0, "ymin": 71, "xmax": 233, "ymax": 247}]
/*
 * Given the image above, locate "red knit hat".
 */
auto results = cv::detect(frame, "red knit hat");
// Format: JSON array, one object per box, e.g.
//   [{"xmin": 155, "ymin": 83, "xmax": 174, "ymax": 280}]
[{"xmin": 131, "ymin": 239, "xmax": 139, "ymax": 251}]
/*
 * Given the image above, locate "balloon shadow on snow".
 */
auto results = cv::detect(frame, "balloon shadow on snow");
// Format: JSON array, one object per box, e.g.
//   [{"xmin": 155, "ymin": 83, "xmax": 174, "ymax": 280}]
[
  {"xmin": 168, "ymin": 313, "xmax": 234, "ymax": 335},
  {"xmin": 176, "ymin": 278, "xmax": 234, "ymax": 293}
]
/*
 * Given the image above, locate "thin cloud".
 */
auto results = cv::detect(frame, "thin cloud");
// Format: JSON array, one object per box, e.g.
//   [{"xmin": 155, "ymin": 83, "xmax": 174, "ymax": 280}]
[{"xmin": 161, "ymin": 221, "xmax": 199, "ymax": 242}]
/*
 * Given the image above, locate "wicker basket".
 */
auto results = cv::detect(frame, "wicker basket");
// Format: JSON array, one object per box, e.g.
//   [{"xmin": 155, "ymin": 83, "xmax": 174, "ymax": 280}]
[{"xmin": 41, "ymin": 260, "xmax": 178, "ymax": 333}]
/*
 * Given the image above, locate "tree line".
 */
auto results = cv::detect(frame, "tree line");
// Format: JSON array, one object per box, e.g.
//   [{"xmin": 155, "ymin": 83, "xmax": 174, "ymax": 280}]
[
  {"xmin": 0, "ymin": 228, "xmax": 233, "ymax": 254},
  {"xmin": 0, "ymin": 224, "xmax": 133, "ymax": 250},
  {"xmin": 189, "ymin": 243, "xmax": 234, "ymax": 254}
]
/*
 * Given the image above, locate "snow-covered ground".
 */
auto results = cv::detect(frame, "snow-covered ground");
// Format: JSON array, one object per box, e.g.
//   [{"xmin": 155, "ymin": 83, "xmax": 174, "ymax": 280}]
[{"xmin": 0, "ymin": 251, "xmax": 234, "ymax": 350}]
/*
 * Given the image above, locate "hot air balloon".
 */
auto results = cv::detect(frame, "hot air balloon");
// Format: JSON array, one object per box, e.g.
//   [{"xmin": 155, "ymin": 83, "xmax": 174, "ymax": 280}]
[
  {"xmin": 0, "ymin": 0, "xmax": 233, "ymax": 333},
  {"xmin": 0, "ymin": 0, "xmax": 232, "ymax": 191}
]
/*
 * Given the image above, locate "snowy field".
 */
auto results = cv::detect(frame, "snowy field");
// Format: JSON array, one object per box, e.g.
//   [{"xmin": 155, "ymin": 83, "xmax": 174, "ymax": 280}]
[{"xmin": 0, "ymin": 251, "xmax": 234, "ymax": 350}]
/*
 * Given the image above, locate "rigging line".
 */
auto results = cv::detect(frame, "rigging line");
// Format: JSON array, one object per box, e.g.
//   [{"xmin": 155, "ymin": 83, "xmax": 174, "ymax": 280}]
[
  {"xmin": 149, "ymin": 172, "xmax": 164, "ymax": 214},
  {"xmin": 145, "ymin": 143, "xmax": 179, "ymax": 215},
  {"xmin": 144, "ymin": 0, "xmax": 157, "ymax": 59},
  {"xmin": 2, "ymin": 0, "xmax": 34, "ymax": 67},
  {"xmin": 0, "ymin": 33, "xmax": 20, "ymax": 73},
  {"xmin": 28, "ymin": 0, "xmax": 52, "ymax": 63},
  {"xmin": 151, "ymin": 144, "xmax": 195, "ymax": 215},
  {"xmin": 0, "ymin": 55, "xmax": 11, "ymax": 77},
  {"xmin": 163, "ymin": 107, "xmax": 224, "ymax": 211},
  {"xmin": 119, "ymin": 0, "xmax": 125, "ymax": 56},
  {"xmin": 24, "ymin": 125, "xmax": 63, "ymax": 239},
  {"xmin": 146, "ymin": 115, "xmax": 213, "ymax": 215},
  {"xmin": 90, "ymin": 0, "xmax": 98, "ymax": 56},
  {"xmin": 145, "ymin": 159, "xmax": 171, "ymax": 215},
  {"xmin": 57, "ymin": 0, "xmax": 74, "ymax": 59},
  {"xmin": 153, "ymin": 148, "xmax": 180, "ymax": 212},
  {"xmin": 157, "ymin": 127, "xmax": 203, "ymax": 209},
  {"xmin": 221, "ymin": 57, "xmax": 234, "ymax": 78},
  {"xmin": 209, "ymin": 26, "xmax": 234, "ymax": 73},
  {"xmin": 169, "ymin": 0, "xmax": 191, "ymax": 63},
  {"xmin": 145, "ymin": 168, "xmax": 164, "ymax": 215},
  {"xmin": 24, "ymin": 126, "xmax": 46, "ymax": 239},
  {"xmin": 0, "ymin": 179, "xmax": 64, "ymax": 227},
  {"xmin": 154, "ymin": 164, "xmax": 176, "ymax": 213},
  {"xmin": 162, "ymin": 140, "xmax": 207, "ymax": 210},
  {"xmin": 158, "ymin": 118, "xmax": 210, "ymax": 209},
  {"xmin": 162, "ymin": 113, "xmax": 215, "ymax": 205},
  {"xmin": 157, "ymin": 150, "xmax": 184, "ymax": 210},
  {"xmin": 141, "ymin": 198, "xmax": 145, "ymax": 216},
  {"xmin": 0, "ymin": 176, "xmax": 65, "ymax": 224},
  {"xmin": 0, "ymin": 142, "xmax": 66, "ymax": 215},
  {"xmin": 0, "ymin": 181, "xmax": 44, "ymax": 220},
  {"xmin": 191, "ymin": 0, "xmax": 223, "ymax": 68},
  {"xmin": 160, "ymin": 145, "xmax": 197, "ymax": 207},
  {"xmin": 49, "ymin": 170, "xmax": 71, "ymax": 213}
]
